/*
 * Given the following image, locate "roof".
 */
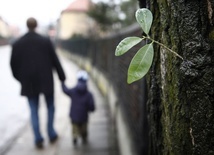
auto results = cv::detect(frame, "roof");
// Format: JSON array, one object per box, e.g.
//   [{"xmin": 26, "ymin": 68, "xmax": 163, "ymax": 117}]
[{"xmin": 62, "ymin": 0, "xmax": 92, "ymax": 13}]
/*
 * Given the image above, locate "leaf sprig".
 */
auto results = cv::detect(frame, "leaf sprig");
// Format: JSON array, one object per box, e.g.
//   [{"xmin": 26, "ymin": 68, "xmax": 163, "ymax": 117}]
[{"xmin": 115, "ymin": 8, "xmax": 183, "ymax": 84}]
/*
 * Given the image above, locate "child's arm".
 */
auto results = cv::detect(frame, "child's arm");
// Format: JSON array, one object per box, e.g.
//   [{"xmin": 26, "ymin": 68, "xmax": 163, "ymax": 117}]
[{"xmin": 61, "ymin": 82, "xmax": 72, "ymax": 96}]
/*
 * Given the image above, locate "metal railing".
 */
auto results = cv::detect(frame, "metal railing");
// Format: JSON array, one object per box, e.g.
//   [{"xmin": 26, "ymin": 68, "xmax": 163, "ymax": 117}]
[{"xmin": 59, "ymin": 24, "xmax": 148, "ymax": 154}]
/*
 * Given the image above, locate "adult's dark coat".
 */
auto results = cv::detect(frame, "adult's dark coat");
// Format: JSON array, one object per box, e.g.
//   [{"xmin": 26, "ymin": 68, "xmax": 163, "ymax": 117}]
[{"xmin": 10, "ymin": 31, "xmax": 66, "ymax": 97}]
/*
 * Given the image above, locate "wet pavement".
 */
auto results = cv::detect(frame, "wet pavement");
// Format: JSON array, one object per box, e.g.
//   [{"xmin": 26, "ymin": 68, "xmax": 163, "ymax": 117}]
[
  {"xmin": 0, "ymin": 45, "xmax": 28, "ymax": 154},
  {"xmin": 0, "ymin": 45, "xmax": 118, "ymax": 155}
]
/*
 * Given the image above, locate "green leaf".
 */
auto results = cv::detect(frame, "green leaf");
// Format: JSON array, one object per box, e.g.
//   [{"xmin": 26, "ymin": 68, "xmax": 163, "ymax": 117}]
[
  {"xmin": 127, "ymin": 43, "xmax": 154, "ymax": 84},
  {"xmin": 115, "ymin": 37, "xmax": 142, "ymax": 56},
  {"xmin": 135, "ymin": 8, "xmax": 153, "ymax": 35}
]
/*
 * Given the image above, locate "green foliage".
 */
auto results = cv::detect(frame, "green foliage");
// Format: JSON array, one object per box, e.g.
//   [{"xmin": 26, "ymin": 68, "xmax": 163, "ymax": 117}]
[
  {"xmin": 115, "ymin": 37, "xmax": 142, "ymax": 56},
  {"xmin": 135, "ymin": 8, "xmax": 153, "ymax": 35},
  {"xmin": 87, "ymin": 2, "xmax": 113, "ymax": 31},
  {"xmin": 115, "ymin": 8, "xmax": 183, "ymax": 84},
  {"xmin": 128, "ymin": 43, "xmax": 154, "ymax": 83},
  {"xmin": 87, "ymin": 0, "xmax": 138, "ymax": 32},
  {"xmin": 119, "ymin": 0, "xmax": 139, "ymax": 27}
]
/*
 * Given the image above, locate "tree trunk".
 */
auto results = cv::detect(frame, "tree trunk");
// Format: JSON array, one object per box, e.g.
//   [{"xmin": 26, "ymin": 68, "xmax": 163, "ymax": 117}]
[{"xmin": 138, "ymin": 0, "xmax": 214, "ymax": 154}]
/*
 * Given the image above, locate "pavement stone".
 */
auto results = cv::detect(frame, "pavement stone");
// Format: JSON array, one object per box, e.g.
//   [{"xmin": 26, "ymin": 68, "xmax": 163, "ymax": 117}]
[{"xmin": 2, "ymin": 50, "xmax": 118, "ymax": 155}]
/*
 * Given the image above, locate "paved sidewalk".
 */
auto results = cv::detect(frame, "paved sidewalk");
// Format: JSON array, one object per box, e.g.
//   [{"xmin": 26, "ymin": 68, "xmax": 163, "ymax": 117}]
[
  {"xmin": 0, "ymin": 45, "xmax": 29, "ymax": 155},
  {"xmin": 3, "ymin": 51, "xmax": 117, "ymax": 155}
]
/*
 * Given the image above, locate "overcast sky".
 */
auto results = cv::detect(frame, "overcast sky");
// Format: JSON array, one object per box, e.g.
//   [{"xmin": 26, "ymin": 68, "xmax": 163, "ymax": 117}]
[
  {"xmin": 0, "ymin": 0, "xmax": 111, "ymax": 34},
  {"xmin": 0, "ymin": 0, "xmax": 74, "ymax": 32}
]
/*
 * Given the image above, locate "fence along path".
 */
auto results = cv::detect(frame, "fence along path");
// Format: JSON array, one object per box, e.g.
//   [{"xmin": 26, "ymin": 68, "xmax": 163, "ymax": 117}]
[{"xmin": 59, "ymin": 23, "xmax": 149, "ymax": 155}]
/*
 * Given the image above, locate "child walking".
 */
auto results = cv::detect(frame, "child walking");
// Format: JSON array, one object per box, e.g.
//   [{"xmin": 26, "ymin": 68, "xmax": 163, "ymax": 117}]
[{"xmin": 62, "ymin": 70, "xmax": 95, "ymax": 145}]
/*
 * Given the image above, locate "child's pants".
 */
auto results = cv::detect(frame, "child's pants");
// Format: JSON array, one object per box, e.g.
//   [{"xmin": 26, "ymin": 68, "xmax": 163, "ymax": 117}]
[{"xmin": 72, "ymin": 122, "xmax": 87, "ymax": 141}]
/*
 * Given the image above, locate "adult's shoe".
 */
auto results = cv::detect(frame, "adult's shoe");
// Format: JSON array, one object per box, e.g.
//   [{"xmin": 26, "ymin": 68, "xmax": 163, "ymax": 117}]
[
  {"xmin": 36, "ymin": 141, "xmax": 43, "ymax": 149},
  {"xmin": 50, "ymin": 135, "xmax": 58, "ymax": 144}
]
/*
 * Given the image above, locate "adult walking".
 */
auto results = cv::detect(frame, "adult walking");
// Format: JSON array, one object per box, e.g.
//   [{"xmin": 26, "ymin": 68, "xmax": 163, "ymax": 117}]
[{"xmin": 10, "ymin": 17, "xmax": 66, "ymax": 148}]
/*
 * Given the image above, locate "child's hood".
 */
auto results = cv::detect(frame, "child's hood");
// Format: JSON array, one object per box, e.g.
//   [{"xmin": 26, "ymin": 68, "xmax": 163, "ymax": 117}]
[{"xmin": 76, "ymin": 81, "xmax": 87, "ymax": 94}]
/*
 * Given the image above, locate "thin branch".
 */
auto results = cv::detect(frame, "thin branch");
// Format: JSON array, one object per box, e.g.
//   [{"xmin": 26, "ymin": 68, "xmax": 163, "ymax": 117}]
[{"xmin": 143, "ymin": 36, "xmax": 184, "ymax": 60}]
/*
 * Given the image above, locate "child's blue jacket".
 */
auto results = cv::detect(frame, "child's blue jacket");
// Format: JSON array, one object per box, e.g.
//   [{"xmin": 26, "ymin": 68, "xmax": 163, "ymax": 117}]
[{"xmin": 62, "ymin": 81, "xmax": 95, "ymax": 123}]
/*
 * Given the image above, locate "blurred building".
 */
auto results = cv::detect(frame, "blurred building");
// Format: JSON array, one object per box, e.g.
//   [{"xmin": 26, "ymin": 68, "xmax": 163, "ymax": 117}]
[
  {"xmin": 58, "ymin": 0, "xmax": 96, "ymax": 40},
  {"xmin": 0, "ymin": 17, "xmax": 11, "ymax": 38},
  {"xmin": 9, "ymin": 25, "xmax": 20, "ymax": 38}
]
